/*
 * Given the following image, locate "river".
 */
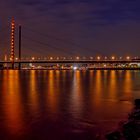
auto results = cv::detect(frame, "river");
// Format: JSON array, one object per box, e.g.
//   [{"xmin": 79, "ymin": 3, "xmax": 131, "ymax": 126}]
[{"xmin": 0, "ymin": 70, "xmax": 140, "ymax": 140}]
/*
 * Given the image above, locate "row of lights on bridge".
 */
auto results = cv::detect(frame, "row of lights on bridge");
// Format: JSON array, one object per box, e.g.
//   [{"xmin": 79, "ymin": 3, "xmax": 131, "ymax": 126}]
[{"xmin": 8, "ymin": 56, "xmax": 139, "ymax": 61}]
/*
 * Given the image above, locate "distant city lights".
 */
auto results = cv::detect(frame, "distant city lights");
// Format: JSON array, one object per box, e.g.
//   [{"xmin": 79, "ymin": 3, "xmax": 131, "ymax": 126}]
[{"xmin": 73, "ymin": 66, "xmax": 78, "ymax": 70}]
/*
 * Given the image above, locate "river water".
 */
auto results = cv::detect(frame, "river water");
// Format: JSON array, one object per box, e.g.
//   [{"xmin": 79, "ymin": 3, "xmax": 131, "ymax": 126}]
[{"xmin": 0, "ymin": 70, "xmax": 140, "ymax": 140}]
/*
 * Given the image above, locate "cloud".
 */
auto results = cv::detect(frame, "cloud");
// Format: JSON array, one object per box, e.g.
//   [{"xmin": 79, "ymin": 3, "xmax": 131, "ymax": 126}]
[
  {"xmin": 18, "ymin": 0, "xmax": 43, "ymax": 6},
  {"xmin": 1, "ymin": 0, "xmax": 140, "ymax": 25}
]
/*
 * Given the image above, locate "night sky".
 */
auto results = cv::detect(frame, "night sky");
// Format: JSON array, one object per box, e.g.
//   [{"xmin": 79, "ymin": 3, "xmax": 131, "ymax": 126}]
[{"xmin": 0, "ymin": 0, "xmax": 140, "ymax": 58}]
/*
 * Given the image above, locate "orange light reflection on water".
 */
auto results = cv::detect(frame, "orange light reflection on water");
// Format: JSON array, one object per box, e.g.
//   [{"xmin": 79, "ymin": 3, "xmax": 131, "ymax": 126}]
[
  {"xmin": 29, "ymin": 70, "xmax": 39, "ymax": 116},
  {"xmin": 46, "ymin": 70, "xmax": 59, "ymax": 118},
  {"xmin": 2, "ymin": 70, "xmax": 24, "ymax": 135},
  {"xmin": 109, "ymin": 70, "xmax": 117, "ymax": 100},
  {"xmin": 121, "ymin": 71, "xmax": 133, "ymax": 101},
  {"xmin": 91, "ymin": 70, "xmax": 103, "ymax": 107},
  {"xmin": 69, "ymin": 70, "xmax": 84, "ymax": 118}
]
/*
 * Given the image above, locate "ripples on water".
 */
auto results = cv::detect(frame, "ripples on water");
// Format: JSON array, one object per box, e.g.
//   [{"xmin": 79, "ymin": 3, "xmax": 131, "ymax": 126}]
[{"xmin": 0, "ymin": 70, "xmax": 140, "ymax": 140}]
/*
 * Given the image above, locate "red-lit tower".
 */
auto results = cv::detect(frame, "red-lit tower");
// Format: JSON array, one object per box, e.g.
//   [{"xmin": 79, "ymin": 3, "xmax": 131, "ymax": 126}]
[{"xmin": 11, "ymin": 19, "xmax": 15, "ymax": 69}]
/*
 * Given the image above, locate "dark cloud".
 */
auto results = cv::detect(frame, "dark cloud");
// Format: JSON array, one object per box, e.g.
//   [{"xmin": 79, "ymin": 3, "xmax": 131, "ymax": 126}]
[{"xmin": 19, "ymin": 0, "xmax": 43, "ymax": 6}]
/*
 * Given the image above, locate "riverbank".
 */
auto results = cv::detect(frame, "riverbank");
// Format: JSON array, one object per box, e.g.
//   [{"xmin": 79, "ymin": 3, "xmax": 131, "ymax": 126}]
[
  {"xmin": 106, "ymin": 99, "xmax": 140, "ymax": 140},
  {"xmin": 1, "ymin": 67, "xmax": 140, "ymax": 70}
]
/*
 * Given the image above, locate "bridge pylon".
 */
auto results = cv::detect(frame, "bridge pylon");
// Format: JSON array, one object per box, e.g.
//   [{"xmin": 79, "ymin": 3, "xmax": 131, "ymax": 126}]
[{"xmin": 10, "ymin": 19, "xmax": 15, "ymax": 69}]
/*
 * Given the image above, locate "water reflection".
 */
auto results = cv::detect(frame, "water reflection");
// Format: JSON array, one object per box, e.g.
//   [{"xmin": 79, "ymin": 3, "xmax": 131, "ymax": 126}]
[
  {"xmin": 121, "ymin": 71, "xmax": 133, "ymax": 101},
  {"xmin": 29, "ymin": 70, "xmax": 39, "ymax": 116},
  {"xmin": 47, "ymin": 70, "xmax": 59, "ymax": 117},
  {"xmin": 109, "ymin": 70, "xmax": 117, "ymax": 100},
  {"xmin": 124, "ymin": 71, "xmax": 132, "ymax": 93},
  {"xmin": 2, "ymin": 70, "xmax": 24, "ymax": 135},
  {"xmin": 70, "ymin": 71, "xmax": 84, "ymax": 119},
  {"xmin": 0, "ymin": 70, "xmax": 139, "ymax": 139}
]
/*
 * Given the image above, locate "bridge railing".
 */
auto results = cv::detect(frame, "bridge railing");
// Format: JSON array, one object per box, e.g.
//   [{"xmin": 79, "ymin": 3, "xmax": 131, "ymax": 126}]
[{"xmin": 11, "ymin": 56, "xmax": 140, "ymax": 60}]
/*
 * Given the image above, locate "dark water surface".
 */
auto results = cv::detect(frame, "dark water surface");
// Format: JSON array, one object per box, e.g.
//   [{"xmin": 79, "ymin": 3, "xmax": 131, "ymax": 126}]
[{"xmin": 0, "ymin": 70, "xmax": 140, "ymax": 140}]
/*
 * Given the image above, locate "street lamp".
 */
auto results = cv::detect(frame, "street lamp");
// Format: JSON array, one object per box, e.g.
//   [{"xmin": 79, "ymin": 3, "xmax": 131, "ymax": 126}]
[
  {"xmin": 76, "ymin": 56, "xmax": 80, "ymax": 60},
  {"xmin": 97, "ymin": 56, "xmax": 100, "ymax": 60},
  {"xmin": 111, "ymin": 56, "xmax": 115, "ymax": 60},
  {"xmin": 126, "ymin": 56, "xmax": 130, "ymax": 60}
]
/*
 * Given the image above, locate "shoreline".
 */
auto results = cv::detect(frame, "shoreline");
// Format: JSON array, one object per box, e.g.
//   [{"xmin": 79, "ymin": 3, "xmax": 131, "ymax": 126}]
[
  {"xmin": 1, "ymin": 68, "xmax": 140, "ymax": 70},
  {"xmin": 106, "ymin": 99, "xmax": 140, "ymax": 140}
]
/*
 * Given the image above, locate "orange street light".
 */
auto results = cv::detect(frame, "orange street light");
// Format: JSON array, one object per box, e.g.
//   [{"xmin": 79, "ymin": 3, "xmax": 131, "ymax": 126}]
[
  {"xmin": 126, "ymin": 56, "xmax": 130, "ymax": 60},
  {"xmin": 32, "ymin": 57, "xmax": 35, "ymax": 60},
  {"xmin": 111, "ymin": 56, "xmax": 115, "ymax": 60},
  {"xmin": 97, "ymin": 56, "xmax": 101, "ymax": 60}
]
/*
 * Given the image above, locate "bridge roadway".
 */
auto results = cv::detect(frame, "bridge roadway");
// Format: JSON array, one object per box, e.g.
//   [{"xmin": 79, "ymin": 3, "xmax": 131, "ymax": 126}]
[{"xmin": 0, "ymin": 59, "xmax": 140, "ymax": 64}]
